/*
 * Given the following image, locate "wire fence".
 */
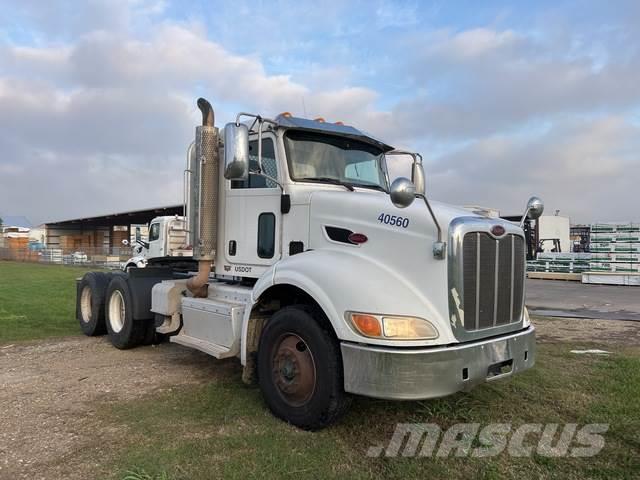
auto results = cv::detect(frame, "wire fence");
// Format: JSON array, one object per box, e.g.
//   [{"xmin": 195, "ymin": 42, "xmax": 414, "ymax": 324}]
[{"xmin": 0, "ymin": 246, "xmax": 133, "ymax": 269}]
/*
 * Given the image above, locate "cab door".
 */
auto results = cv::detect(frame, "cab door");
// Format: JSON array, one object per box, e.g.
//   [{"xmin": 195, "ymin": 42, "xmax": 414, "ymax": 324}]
[
  {"xmin": 147, "ymin": 221, "xmax": 164, "ymax": 258},
  {"xmin": 223, "ymin": 133, "xmax": 282, "ymax": 274}
]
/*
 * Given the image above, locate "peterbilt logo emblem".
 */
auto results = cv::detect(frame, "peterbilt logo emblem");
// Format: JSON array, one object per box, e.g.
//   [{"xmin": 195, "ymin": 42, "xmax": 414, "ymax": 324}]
[{"xmin": 491, "ymin": 225, "xmax": 506, "ymax": 236}]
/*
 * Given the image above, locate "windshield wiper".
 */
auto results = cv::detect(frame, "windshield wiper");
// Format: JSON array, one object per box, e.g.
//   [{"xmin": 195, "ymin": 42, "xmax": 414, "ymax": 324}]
[
  {"xmin": 298, "ymin": 177, "xmax": 355, "ymax": 191},
  {"xmin": 347, "ymin": 182, "xmax": 387, "ymax": 192}
]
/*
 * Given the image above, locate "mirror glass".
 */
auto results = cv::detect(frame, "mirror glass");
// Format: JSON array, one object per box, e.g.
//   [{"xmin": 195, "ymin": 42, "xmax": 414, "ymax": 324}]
[
  {"xmin": 411, "ymin": 162, "xmax": 426, "ymax": 196},
  {"xmin": 224, "ymin": 123, "xmax": 249, "ymax": 180}
]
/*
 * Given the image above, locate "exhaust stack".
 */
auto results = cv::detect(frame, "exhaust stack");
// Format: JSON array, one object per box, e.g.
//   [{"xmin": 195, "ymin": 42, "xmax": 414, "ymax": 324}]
[{"xmin": 187, "ymin": 98, "xmax": 219, "ymax": 298}]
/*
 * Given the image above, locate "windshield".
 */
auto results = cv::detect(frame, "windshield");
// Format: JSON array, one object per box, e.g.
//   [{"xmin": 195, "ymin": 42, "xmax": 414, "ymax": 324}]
[{"xmin": 284, "ymin": 130, "xmax": 388, "ymax": 191}]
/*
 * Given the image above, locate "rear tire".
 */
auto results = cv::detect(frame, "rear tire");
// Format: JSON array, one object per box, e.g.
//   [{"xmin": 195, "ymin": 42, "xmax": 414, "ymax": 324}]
[
  {"xmin": 76, "ymin": 272, "xmax": 110, "ymax": 336},
  {"xmin": 105, "ymin": 275, "xmax": 146, "ymax": 349},
  {"xmin": 257, "ymin": 305, "xmax": 351, "ymax": 430}
]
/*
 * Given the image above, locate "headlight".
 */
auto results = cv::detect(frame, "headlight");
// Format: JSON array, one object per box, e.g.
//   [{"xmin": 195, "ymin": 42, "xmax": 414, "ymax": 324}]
[{"xmin": 347, "ymin": 312, "xmax": 439, "ymax": 340}]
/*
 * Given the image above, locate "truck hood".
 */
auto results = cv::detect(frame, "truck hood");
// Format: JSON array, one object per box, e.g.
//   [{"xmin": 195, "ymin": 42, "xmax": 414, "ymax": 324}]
[{"xmin": 305, "ymin": 189, "xmax": 520, "ymax": 346}]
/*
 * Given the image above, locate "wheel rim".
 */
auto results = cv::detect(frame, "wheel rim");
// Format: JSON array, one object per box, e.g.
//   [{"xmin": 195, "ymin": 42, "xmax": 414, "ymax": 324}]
[
  {"xmin": 108, "ymin": 290, "xmax": 125, "ymax": 333},
  {"xmin": 271, "ymin": 333, "xmax": 316, "ymax": 407},
  {"xmin": 80, "ymin": 286, "xmax": 92, "ymax": 323}
]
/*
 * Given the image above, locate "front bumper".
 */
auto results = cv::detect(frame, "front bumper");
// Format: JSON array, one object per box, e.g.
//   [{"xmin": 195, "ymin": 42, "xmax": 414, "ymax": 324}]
[{"xmin": 340, "ymin": 326, "xmax": 535, "ymax": 400}]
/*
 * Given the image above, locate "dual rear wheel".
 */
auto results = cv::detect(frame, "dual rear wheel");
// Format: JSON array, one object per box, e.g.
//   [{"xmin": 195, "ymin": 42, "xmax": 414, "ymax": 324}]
[{"xmin": 77, "ymin": 272, "xmax": 156, "ymax": 349}]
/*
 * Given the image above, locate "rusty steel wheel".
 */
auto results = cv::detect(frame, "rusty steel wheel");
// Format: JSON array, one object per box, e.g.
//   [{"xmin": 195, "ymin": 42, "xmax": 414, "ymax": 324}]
[
  {"xmin": 271, "ymin": 333, "xmax": 317, "ymax": 407},
  {"xmin": 257, "ymin": 305, "xmax": 351, "ymax": 430}
]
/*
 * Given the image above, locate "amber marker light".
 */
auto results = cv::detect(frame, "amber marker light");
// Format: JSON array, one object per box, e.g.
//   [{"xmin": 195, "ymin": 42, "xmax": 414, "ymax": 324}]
[{"xmin": 350, "ymin": 313, "xmax": 382, "ymax": 337}]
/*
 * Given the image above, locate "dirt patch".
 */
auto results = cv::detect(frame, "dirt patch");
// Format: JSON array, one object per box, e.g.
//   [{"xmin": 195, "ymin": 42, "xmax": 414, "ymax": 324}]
[
  {"xmin": 532, "ymin": 315, "xmax": 640, "ymax": 347},
  {"xmin": 1, "ymin": 318, "xmax": 638, "ymax": 479},
  {"xmin": 0, "ymin": 337, "xmax": 240, "ymax": 480}
]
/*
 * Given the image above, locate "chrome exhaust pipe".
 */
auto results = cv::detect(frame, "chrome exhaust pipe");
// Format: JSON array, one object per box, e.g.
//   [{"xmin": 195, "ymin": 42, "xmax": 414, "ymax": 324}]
[{"xmin": 187, "ymin": 98, "xmax": 219, "ymax": 298}]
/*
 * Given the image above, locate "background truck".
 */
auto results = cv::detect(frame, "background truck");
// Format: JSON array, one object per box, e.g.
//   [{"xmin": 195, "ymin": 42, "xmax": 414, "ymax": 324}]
[
  {"xmin": 122, "ymin": 215, "xmax": 193, "ymax": 270},
  {"xmin": 76, "ymin": 98, "xmax": 544, "ymax": 429}
]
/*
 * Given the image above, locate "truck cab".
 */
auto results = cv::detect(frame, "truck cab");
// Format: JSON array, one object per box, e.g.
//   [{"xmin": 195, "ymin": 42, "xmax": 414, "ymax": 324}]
[
  {"xmin": 77, "ymin": 98, "xmax": 543, "ymax": 430},
  {"xmin": 123, "ymin": 216, "xmax": 192, "ymax": 270}
]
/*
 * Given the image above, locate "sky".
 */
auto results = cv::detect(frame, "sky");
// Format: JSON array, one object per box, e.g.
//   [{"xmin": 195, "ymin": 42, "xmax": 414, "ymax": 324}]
[{"xmin": 0, "ymin": 0, "xmax": 638, "ymax": 225}]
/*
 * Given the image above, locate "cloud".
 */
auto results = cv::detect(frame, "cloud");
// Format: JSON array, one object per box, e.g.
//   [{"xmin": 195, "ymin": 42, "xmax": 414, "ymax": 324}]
[
  {"xmin": 0, "ymin": 18, "xmax": 387, "ymax": 224},
  {"xmin": 429, "ymin": 116, "xmax": 640, "ymax": 222},
  {"xmin": 0, "ymin": 0, "xmax": 638, "ymax": 226}
]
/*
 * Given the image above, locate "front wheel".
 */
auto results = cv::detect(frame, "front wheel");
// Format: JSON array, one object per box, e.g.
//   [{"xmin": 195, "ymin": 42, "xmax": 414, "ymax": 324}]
[{"xmin": 257, "ymin": 305, "xmax": 351, "ymax": 430}]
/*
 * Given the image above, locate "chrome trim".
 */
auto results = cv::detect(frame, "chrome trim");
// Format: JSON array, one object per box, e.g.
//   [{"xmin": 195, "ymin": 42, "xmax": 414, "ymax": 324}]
[
  {"xmin": 510, "ymin": 234, "xmax": 515, "ymax": 321},
  {"xmin": 341, "ymin": 326, "xmax": 536, "ymax": 400},
  {"xmin": 448, "ymin": 216, "xmax": 526, "ymax": 342},
  {"xmin": 493, "ymin": 239, "xmax": 499, "ymax": 327},
  {"xmin": 475, "ymin": 233, "xmax": 480, "ymax": 330}
]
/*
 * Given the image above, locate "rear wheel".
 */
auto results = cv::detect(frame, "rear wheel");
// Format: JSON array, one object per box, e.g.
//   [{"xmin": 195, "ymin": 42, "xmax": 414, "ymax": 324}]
[
  {"xmin": 76, "ymin": 272, "xmax": 110, "ymax": 336},
  {"xmin": 105, "ymin": 275, "xmax": 146, "ymax": 349},
  {"xmin": 257, "ymin": 305, "xmax": 350, "ymax": 430}
]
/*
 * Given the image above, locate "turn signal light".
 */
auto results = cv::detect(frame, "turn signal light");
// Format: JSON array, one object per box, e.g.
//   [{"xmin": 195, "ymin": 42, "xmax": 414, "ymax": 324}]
[
  {"xmin": 314, "ymin": 117, "xmax": 326, "ymax": 123},
  {"xmin": 351, "ymin": 314, "xmax": 382, "ymax": 337},
  {"xmin": 279, "ymin": 111, "xmax": 292, "ymax": 118},
  {"xmin": 334, "ymin": 121, "xmax": 344, "ymax": 125}
]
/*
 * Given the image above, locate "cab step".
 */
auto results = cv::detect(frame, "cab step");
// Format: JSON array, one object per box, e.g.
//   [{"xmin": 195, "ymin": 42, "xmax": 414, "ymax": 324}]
[{"xmin": 172, "ymin": 295, "xmax": 246, "ymax": 359}]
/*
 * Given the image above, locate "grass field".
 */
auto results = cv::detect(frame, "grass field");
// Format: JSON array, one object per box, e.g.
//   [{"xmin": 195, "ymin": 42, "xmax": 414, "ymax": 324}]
[
  {"xmin": 0, "ymin": 261, "xmax": 99, "ymax": 342},
  {"xmin": 104, "ymin": 343, "xmax": 640, "ymax": 480},
  {"xmin": 1, "ymin": 261, "xmax": 638, "ymax": 479}
]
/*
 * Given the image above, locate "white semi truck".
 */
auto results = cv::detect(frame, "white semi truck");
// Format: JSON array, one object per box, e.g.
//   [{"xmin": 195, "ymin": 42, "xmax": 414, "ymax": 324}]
[
  {"xmin": 77, "ymin": 98, "xmax": 543, "ymax": 429},
  {"xmin": 122, "ymin": 215, "xmax": 193, "ymax": 270}
]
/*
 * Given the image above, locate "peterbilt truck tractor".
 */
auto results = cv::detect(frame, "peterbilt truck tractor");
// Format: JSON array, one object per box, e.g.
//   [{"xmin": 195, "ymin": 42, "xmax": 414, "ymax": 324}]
[{"xmin": 76, "ymin": 98, "xmax": 543, "ymax": 429}]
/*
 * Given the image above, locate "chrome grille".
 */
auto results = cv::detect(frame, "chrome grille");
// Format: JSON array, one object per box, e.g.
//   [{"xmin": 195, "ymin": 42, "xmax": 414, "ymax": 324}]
[{"xmin": 461, "ymin": 232, "xmax": 524, "ymax": 331}]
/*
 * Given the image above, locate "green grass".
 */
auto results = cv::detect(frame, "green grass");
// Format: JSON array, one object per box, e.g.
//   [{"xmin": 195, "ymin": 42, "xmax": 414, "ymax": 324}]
[
  {"xmin": 0, "ymin": 261, "xmax": 100, "ymax": 342},
  {"xmin": 98, "ymin": 344, "xmax": 640, "ymax": 480}
]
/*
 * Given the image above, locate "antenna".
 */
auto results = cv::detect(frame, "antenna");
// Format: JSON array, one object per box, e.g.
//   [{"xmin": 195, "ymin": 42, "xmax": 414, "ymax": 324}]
[{"xmin": 301, "ymin": 97, "xmax": 307, "ymax": 117}]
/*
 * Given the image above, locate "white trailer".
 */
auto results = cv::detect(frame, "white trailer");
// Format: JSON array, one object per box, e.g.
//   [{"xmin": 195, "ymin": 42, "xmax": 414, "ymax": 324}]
[{"xmin": 76, "ymin": 98, "xmax": 544, "ymax": 429}]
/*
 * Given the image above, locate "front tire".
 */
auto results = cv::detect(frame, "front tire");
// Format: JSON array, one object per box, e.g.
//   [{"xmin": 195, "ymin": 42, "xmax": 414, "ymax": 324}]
[
  {"xmin": 76, "ymin": 272, "xmax": 110, "ymax": 336},
  {"xmin": 105, "ymin": 275, "xmax": 146, "ymax": 349},
  {"xmin": 257, "ymin": 305, "xmax": 350, "ymax": 430}
]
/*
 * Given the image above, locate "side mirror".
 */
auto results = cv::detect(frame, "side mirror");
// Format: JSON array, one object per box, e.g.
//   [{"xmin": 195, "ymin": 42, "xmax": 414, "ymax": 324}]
[
  {"xmin": 135, "ymin": 227, "xmax": 141, "ymax": 242},
  {"xmin": 520, "ymin": 196, "xmax": 544, "ymax": 227},
  {"xmin": 527, "ymin": 196, "xmax": 544, "ymax": 219},
  {"xmin": 224, "ymin": 123, "xmax": 249, "ymax": 180},
  {"xmin": 390, "ymin": 177, "xmax": 416, "ymax": 208},
  {"xmin": 411, "ymin": 162, "xmax": 425, "ymax": 196}
]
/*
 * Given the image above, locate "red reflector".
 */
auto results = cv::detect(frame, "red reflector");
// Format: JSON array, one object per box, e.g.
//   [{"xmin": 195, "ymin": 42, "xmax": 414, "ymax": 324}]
[
  {"xmin": 491, "ymin": 225, "xmax": 506, "ymax": 236},
  {"xmin": 348, "ymin": 233, "xmax": 368, "ymax": 244}
]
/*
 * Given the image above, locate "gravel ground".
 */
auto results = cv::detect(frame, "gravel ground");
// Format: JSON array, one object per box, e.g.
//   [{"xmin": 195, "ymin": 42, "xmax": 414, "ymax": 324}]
[
  {"xmin": 0, "ymin": 337, "xmax": 238, "ymax": 480},
  {"xmin": 1, "ymin": 317, "xmax": 638, "ymax": 479}
]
